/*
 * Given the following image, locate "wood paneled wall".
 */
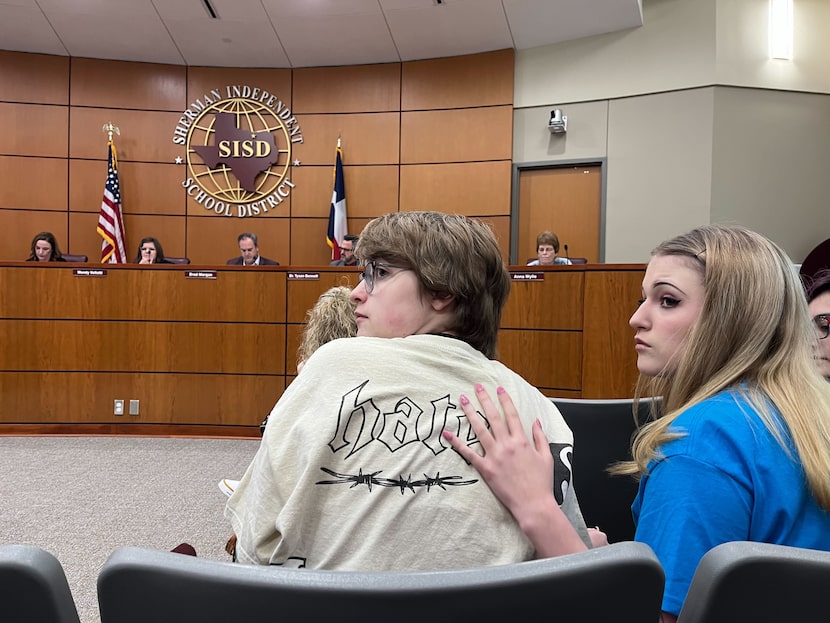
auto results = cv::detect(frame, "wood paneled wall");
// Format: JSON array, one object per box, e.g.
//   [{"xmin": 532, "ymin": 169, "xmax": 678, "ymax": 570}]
[
  {"xmin": 0, "ymin": 49, "xmax": 514, "ymax": 265},
  {"xmin": 500, "ymin": 265, "xmax": 643, "ymax": 399},
  {"xmin": 0, "ymin": 263, "xmax": 644, "ymax": 436}
]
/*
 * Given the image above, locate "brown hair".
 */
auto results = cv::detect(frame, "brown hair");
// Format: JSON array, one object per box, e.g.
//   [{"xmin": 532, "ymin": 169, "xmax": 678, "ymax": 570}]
[
  {"xmin": 27, "ymin": 232, "xmax": 63, "ymax": 261},
  {"xmin": 536, "ymin": 231, "xmax": 560, "ymax": 253},
  {"xmin": 133, "ymin": 237, "xmax": 167, "ymax": 263},
  {"xmin": 356, "ymin": 211, "xmax": 510, "ymax": 359}
]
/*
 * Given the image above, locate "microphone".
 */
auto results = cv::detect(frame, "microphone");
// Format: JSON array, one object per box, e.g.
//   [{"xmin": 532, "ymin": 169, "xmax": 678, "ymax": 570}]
[{"xmin": 564, "ymin": 244, "xmax": 569, "ymax": 258}]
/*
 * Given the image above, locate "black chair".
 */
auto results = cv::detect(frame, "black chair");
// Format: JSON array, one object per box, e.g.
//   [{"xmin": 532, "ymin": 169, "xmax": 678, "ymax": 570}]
[
  {"xmin": 164, "ymin": 257, "xmax": 190, "ymax": 264},
  {"xmin": 552, "ymin": 397, "xmax": 660, "ymax": 543},
  {"xmin": 98, "ymin": 542, "xmax": 664, "ymax": 623},
  {"xmin": 678, "ymin": 541, "xmax": 830, "ymax": 623},
  {"xmin": 0, "ymin": 544, "xmax": 81, "ymax": 623},
  {"xmin": 61, "ymin": 254, "xmax": 88, "ymax": 262}
]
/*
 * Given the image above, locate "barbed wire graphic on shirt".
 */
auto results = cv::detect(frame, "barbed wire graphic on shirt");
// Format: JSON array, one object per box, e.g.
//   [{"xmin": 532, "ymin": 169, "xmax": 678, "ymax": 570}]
[{"xmin": 316, "ymin": 467, "xmax": 477, "ymax": 495}]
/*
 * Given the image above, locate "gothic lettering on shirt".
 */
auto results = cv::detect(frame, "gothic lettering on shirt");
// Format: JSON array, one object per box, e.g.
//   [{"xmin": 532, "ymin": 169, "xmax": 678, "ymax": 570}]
[
  {"xmin": 326, "ymin": 381, "xmax": 476, "ymax": 459},
  {"xmin": 322, "ymin": 380, "xmax": 574, "ymax": 505}
]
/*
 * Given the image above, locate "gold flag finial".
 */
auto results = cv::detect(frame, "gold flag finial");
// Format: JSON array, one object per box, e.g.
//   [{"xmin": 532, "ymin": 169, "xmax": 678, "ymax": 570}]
[{"xmin": 102, "ymin": 122, "xmax": 121, "ymax": 142}]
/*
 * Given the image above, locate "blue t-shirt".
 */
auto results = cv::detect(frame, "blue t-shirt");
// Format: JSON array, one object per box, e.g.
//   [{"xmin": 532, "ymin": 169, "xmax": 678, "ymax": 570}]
[{"xmin": 632, "ymin": 390, "xmax": 830, "ymax": 616}]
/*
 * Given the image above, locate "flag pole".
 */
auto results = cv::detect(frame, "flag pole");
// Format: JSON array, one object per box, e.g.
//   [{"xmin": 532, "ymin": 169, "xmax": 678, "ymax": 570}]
[
  {"xmin": 97, "ymin": 123, "xmax": 128, "ymax": 264},
  {"xmin": 327, "ymin": 137, "xmax": 348, "ymax": 261},
  {"xmin": 102, "ymin": 122, "xmax": 120, "ymax": 143},
  {"xmin": 102, "ymin": 122, "xmax": 120, "ymax": 168}
]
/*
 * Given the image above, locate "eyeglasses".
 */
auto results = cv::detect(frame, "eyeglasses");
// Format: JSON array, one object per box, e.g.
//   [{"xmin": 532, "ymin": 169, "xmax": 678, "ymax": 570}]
[
  {"xmin": 359, "ymin": 260, "xmax": 409, "ymax": 294},
  {"xmin": 814, "ymin": 314, "xmax": 830, "ymax": 340}
]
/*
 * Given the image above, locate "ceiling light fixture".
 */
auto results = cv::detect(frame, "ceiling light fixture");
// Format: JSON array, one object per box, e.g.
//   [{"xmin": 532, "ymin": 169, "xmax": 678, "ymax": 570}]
[{"xmin": 769, "ymin": 0, "xmax": 793, "ymax": 59}]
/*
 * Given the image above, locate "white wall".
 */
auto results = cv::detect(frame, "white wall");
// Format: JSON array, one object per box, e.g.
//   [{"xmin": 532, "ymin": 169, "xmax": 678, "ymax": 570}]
[
  {"xmin": 605, "ymin": 88, "xmax": 714, "ymax": 262},
  {"xmin": 715, "ymin": 0, "xmax": 830, "ymax": 92},
  {"xmin": 513, "ymin": 0, "xmax": 830, "ymax": 262},
  {"xmin": 513, "ymin": 100, "xmax": 609, "ymax": 164},
  {"xmin": 710, "ymin": 87, "xmax": 830, "ymax": 262},
  {"xmin": 515, "ymin": 0, "xmax": 716, "ymax": 108}
]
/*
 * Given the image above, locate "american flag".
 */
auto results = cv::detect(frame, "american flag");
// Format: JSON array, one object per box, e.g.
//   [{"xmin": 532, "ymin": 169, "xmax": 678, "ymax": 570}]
[
  {"xmin": 326, "ymin": 143, "xmax": 348, "ymax": 260},
  {"xmin": 97, "ymin": 140, "xmax": 128, "ymax": 263}
]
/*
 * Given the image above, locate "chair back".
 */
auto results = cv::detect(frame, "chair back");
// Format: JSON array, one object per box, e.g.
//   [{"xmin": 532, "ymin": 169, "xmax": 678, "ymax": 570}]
[
  {"xmin": 98, "ymin": 542, "xmax": 664, "ymax": 623},
  {"xmin": 552, "ymin": 397, "xmax": 660, "ymax": 543},
  {"xmin": 0, "ymin": 544, "xmax": 81, "ymax": 623},
  {"xmin": 61, "ymin": 254, "xmax": 88, "ymax": 262},
  {"xmin": 678, "ymin": 541, "xmax": 830, "ymax": 623},
  {"xmin": 165, "ymin": 257, "xmax": 190, "ymax": 264}
]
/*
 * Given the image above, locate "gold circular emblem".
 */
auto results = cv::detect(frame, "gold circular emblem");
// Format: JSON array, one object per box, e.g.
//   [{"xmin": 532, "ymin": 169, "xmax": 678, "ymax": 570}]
[{"xmin": 186, "ymin": 97, "xmax": 291, "ymax": 204}]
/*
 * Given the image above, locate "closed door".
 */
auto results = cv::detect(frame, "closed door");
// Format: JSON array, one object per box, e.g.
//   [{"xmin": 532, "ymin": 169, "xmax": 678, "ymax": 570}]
[{"xmin": 517, "ymin": 164, "xmax": 602, "ymax": 263}]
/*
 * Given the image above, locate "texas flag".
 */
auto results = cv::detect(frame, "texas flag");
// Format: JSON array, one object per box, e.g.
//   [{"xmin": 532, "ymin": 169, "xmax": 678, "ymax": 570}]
[{"xmin": 327, "ymin": 144, "xmax": 348, "ymax": 260}]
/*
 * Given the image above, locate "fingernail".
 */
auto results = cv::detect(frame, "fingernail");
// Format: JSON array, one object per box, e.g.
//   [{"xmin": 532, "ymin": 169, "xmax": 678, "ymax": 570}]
[
  {"xmin": 475, "ymin": 383, "xmax": 484, "ymax": 392},
  {"xmin": 497, "ymin": 386, "xmax": 505, "ymax": 395},
  {"xmin": 441, "ymin": 430, "xmax": 453, "ymax": 439},
  {"xmin": 460, "ymin": 394, "xmax": 470, "ymax": 405}
]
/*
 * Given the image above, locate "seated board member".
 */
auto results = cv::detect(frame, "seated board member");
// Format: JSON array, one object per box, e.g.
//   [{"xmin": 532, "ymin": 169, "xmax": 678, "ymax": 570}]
[
  {"xmin": 330, "ymin": 234, "xmax": 359, "ymax": 266},
  {"xmin": 134, "ymin": 237, "xmax": 173, "ymax": 264},
  {"xmin": 527, "ymin": 230, "xmax": 572, "ymax": 266},
  {"xmin": 227, "ymin": 233, "xmax": 279, "ymax": 266},
  {"xmin": 26, "ymin": 232, "xmax": 66, "ymax": 262}
]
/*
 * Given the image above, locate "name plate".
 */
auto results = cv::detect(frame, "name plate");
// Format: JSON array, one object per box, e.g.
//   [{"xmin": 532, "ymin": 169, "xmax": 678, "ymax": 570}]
[
  {"xmin": 185, "ymin": 270, "xmax": 217, "ymax": 280},
  {"xmin": 73, "ymin": 268, "xmax": 107, "ymax": 277},
  {"xmin": 288, "ymin": 272, "xmax": 320, "ymax": 280},
  {"xmin": 510, "ymin": 272, "xmax": 545, "ymax": 281}
]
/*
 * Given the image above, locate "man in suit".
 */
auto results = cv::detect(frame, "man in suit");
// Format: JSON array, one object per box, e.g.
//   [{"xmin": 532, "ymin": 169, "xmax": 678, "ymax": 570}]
[
  {"xmin": 330, "ymin": 234, "xmax": 358, "ymax": 266},
  {"xmin": 227, "ymin": 232, "xmax": 279, "ymax": 266}
]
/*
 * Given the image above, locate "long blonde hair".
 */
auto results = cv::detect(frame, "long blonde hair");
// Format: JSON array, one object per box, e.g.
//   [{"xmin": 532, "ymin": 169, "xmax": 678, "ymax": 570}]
[
  {"xmin": 619, "ymin": 225, "xmax": 830, "ymax": 511},
  {"xmin": 296, "ymin": 286, "xmax": 357, "ymax": 367}
]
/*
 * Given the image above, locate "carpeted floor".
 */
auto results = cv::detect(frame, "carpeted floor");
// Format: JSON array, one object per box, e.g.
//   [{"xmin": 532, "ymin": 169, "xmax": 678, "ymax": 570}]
[{"xmin": 0, "ymin": 436, "xmax": 261, "ymax": 623}]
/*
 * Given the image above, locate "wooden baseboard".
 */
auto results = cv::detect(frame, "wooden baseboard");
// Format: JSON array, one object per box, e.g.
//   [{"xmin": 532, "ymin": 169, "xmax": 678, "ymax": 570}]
[{"xmin": 0, "ymin": 423, "xmax": 261, "ymax": 438}]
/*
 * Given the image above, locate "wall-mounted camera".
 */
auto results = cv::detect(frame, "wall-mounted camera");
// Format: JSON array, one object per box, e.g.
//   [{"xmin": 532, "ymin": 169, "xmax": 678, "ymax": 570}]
[{"xmin": 548, "ymin": 109, "xmax": 567, "ymax": 134}]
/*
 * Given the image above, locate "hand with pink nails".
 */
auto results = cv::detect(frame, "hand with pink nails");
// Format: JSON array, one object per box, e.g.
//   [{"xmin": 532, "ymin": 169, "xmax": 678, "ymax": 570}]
[{"xmin": 443, "ymin": 384, "xmax": 588, "ymax": 558}]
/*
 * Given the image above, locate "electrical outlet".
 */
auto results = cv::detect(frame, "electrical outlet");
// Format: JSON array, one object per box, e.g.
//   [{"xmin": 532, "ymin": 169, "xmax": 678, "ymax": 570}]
[
  {"xmin": 129, "ymin": 400, "xmax": 140, "ymax": 416},
  {"xmin": 114, "ymin": 400, "xmax": 125, "ymax": 416}
]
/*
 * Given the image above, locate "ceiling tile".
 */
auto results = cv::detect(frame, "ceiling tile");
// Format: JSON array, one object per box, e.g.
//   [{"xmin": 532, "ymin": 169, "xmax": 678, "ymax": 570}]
[
  {"xmin": 0, "ymin": 5, "xmax": 67, "ymax": 56},
  {"xmin": 163, "ymin": 19, "xmax": 289, "ymax": 67},
  {"xmin": 384, "ymin": 0, "xmax": 513, "ymax": 61},
  {"xmin": 0, "ymin": 0, "xmax": 646, "ymax": 67},
  {"xmin": 264, "ymin": 0, "xmax": 384, "ymax": 19},
  {"xmin": 37, "ymin": 1, "xmax": 183, "ymax": 64},
  {"xmin": 273, "ymin": 13, "xmax": 399, "ymax": 67},
  {"xmin": 504, "ymin": 0, "xmax": 643, "ymax": 49}
]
